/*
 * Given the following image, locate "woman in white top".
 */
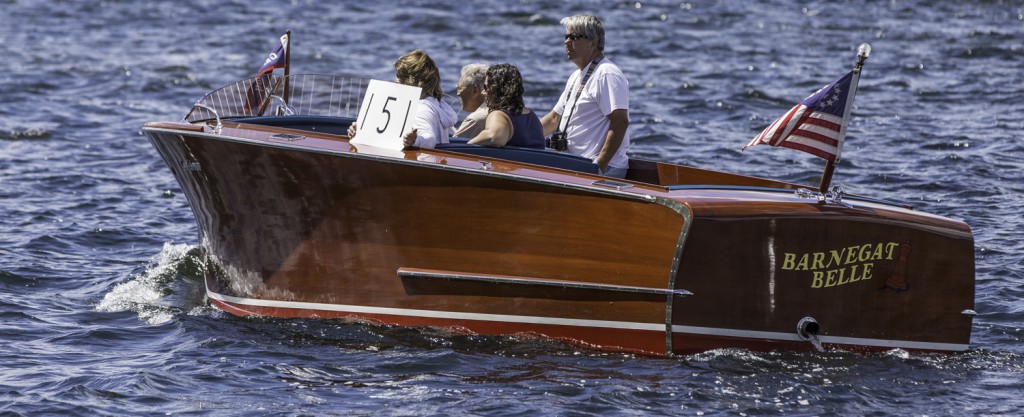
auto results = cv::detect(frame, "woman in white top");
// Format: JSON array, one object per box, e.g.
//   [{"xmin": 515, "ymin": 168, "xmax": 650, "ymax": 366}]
[{"xmin": 348, "ymin": 49, "xmax": 457, "ymax": 148}]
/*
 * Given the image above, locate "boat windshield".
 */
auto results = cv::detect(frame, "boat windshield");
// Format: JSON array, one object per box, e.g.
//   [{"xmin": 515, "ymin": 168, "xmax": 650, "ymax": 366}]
[{"xmin": 184, "ymin": 74, "xmax": 371, "ymax": 123}]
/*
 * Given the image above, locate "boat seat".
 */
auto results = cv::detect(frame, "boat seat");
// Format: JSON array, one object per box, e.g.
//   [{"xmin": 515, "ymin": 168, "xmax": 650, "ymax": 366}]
[
  {"xmin": 235, "ymin": 116, "xmax": 598, "ymax": 174},
  {"xmin": 236, "ymin": 115, "xmax": 356, "ymax": 136}
]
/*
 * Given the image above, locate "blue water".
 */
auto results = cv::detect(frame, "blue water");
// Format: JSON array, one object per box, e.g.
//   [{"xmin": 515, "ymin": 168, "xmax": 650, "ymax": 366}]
[{"xmin": 2, "ymin": 0, "xmax": 1023, "ymax": 415}]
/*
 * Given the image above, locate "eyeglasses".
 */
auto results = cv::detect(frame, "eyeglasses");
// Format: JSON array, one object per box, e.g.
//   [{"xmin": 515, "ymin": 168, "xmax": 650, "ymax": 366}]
[{"xmin": 564, "ymin": 33, "xmax": 590, "ymax": 41}]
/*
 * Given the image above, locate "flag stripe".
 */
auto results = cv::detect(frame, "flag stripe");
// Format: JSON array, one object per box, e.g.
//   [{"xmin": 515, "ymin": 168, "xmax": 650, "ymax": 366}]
[
  {"xmin": 747, "ymin": 104, "xmax": 807, "ymax": 147},
  {"xmin": 779, "ymin": 141, "xmax": 836, "ymax": 161},
  {"xmin": 791, "ymin": 124, "xmax": 839, "ymax": 146},
  {"xmin": 784, "ymin": 133, "xmax": 839, "ymax": 153},
  {"xmin": 803, "ymin": 113, "xmax": 842, "ymax": 131},
  {"xmin": 749, "ymin": 106, "xmax": 792, "ymax": 145},
  {"xmin": 768, "ymin": 108, "xmax": 810, "ymax": 146}
]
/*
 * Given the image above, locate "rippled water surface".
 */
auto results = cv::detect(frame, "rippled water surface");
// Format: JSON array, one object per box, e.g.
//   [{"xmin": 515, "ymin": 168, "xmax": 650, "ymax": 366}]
[{"xmin": 2, "ymin": 0, "xmax": 1023, "ymax": 415}]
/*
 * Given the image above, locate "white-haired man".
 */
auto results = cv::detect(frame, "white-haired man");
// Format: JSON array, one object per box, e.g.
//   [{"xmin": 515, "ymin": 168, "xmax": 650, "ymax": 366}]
[{"xmin": 540, "ymin": 14, "xmax": 630, "ymax": 178}]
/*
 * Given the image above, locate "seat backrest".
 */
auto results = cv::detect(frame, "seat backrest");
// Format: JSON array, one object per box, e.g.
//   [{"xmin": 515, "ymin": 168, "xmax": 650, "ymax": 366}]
[
  {"xmin": 236, "ymin": 116, "xmax": 597, "ymax": 174},
  {"xmin": 436, "ymin": 142, "xmax": 599, "ymax": 174},
  {"xmin": 237, "ymin": 115, "xmax": 356, "ymax": 136}
]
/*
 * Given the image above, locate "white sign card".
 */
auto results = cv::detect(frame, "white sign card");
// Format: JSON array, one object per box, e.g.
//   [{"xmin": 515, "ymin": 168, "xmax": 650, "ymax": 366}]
[{"xmin": 350, "ymin": 79, "xmax": 421, "ymax": 151}]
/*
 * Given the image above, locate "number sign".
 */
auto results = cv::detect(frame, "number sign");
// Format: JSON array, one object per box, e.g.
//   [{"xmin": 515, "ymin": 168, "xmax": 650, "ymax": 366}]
[{"xmin": 350, "ymin": 80, "xmax": 421, "ymax": 150}]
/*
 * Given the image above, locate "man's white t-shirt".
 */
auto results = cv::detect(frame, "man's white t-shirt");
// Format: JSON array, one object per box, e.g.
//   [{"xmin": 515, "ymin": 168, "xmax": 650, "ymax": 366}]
[{"xmin": 553, "ymin": 59, "xmax": 630, "ymax": 169}]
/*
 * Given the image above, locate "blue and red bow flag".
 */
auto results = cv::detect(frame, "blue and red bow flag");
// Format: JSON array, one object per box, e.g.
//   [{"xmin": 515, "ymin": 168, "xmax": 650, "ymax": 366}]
[
  {"xmin": 256, "ymin": 32, "xmax": 289, "ymax": 78},
  {"xmin": 245, "ymin": 32, "xmax": 290, "ymax": 114}
]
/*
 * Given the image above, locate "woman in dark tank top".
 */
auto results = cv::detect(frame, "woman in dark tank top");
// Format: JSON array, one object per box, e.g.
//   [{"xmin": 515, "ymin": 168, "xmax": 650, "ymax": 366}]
[{"xmin": 467, "ymin": 64, "xmax": 545, "ymax": 149}]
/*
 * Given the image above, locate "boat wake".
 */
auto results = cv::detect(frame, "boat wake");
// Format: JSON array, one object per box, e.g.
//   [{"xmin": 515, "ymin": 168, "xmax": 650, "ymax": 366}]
[{"xmin": 96, "ymin": 242, "xmax": 213, "ymax": 324}]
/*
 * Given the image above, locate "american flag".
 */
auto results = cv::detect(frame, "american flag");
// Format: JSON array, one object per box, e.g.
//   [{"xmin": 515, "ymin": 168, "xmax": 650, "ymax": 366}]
[{"xmin": 745, "ymin": 70, "xmax": 856, "ymax": 162}]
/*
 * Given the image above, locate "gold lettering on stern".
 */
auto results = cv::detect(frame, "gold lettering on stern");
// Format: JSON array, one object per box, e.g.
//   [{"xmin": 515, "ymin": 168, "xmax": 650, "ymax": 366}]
[{"xmin": 780, "ymin": 241, "xmax": 906, "ymax": 289}]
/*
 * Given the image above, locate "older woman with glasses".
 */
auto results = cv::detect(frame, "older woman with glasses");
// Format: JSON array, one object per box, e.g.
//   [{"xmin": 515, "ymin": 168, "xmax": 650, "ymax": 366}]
[
  {"xmin": 454, "ymin": 63, "xmax": 489, "ymax": 138},
  {"xmin": 467, "ymin": 64, "xmax": 544, "ymax": 149},
  {"xmin": 539, "ymin": 14, "xmax": 631, "ymax": 178}
]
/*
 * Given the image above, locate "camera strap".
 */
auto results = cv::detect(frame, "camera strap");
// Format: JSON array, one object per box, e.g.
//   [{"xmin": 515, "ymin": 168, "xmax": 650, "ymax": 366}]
[{"xmin": 556, "ymin": 56, "xmax": 603, "ymax": 135}]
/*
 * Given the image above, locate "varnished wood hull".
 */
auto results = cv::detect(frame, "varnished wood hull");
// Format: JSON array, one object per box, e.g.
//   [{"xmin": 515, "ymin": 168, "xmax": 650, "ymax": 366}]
[{"xmin": 144, "ymin": 120, "xmax": 975, "ymax": 356}]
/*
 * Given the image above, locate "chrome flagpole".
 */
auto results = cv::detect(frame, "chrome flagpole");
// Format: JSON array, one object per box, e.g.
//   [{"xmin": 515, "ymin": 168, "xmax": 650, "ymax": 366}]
[{"xmin": 819, "ymin": 43, "xmax": 871, "ymax": 194}]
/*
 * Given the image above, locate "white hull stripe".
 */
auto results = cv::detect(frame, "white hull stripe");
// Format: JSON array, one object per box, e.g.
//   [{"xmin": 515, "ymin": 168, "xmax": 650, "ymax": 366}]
[
  {"xmin": 208, "ymin": 290, "xmax": 664, "ymax": 331},
  {"xmin": 670, "ymin": 325, "xmax": 968, "ymax": 351},
  {"xmin": 209, "ymin": 290, "xmax": 968, "ymax": 352}
]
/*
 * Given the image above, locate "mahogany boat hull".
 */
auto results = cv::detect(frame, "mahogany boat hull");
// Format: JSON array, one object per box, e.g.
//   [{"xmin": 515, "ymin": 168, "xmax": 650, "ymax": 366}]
[{"xmin": 144, "ymin": 120, "xmax": 975, "ymax": 356}]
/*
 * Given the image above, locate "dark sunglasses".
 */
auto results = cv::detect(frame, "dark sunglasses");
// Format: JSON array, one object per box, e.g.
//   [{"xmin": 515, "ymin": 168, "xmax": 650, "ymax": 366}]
[{"xmin": 564, "ymin": 33, "xmax": 590, "ymax": 41}]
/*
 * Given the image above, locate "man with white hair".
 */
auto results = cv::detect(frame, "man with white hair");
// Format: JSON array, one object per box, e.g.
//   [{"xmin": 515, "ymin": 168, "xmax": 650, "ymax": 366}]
[{"xmin": 540, "ymin": 14, "xmax": 631, "ymax": 178}]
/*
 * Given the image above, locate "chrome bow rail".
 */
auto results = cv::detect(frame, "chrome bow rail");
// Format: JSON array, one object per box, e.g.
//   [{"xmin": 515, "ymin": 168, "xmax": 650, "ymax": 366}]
[{"xmin": 183, "ymin": 74, "xmax": 372, "ymax": 123}]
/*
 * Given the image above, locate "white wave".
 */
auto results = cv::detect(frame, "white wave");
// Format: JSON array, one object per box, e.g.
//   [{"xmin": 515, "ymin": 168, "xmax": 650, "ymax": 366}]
[{"xmin": 96, "ymin": 242, "xmax": 198, "ymax": 325}]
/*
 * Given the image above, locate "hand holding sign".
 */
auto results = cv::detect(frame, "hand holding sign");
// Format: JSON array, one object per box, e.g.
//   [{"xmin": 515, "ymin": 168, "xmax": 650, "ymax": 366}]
[{"xmin": 350, "ymin": 80, "xmax": 421, "ymax": 151}]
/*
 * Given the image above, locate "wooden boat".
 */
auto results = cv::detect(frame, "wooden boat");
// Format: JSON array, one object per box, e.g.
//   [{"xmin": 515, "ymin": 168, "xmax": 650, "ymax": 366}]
[{"xmin": 143, "ymin": 73, "xmax": 975, "ymax": 356}]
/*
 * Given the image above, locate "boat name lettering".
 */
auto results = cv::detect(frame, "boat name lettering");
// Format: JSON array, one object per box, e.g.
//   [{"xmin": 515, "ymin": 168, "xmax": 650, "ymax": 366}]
[
  {"xmin": 780, "ymin": 241, "xmax": 900, "ymax": 288},
  {"xmin": 181, "ymin": 160, "xmax": 201, "ymax": 172}
]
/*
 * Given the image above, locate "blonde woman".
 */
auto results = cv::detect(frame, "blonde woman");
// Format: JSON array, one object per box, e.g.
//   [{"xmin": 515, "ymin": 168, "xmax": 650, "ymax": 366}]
[{"xmin": 348, "ymin": 49, "xmax": 458, "ymax": 148}]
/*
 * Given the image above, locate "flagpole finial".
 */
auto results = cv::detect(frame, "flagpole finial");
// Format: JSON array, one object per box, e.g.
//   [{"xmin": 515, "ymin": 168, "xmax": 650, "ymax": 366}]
[
  {"xmin": 855, "ymin": 43, "xmax": 871, "ymax": 73},
  {"xmin": 858, "ymin": 43, "xmax": 871, "ymax": 58}
]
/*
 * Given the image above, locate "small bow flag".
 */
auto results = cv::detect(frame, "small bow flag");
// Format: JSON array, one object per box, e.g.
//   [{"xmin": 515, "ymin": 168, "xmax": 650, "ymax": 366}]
[
  {"xmin": 744, "ymin": 44, "xmax": 870, "ymax": 163},
  {"xmin": 245, "ymin": 32, "xmax": 291, "ymax": 115},
  {"xmin": 256, "ymin": 32, "xmax": 289, "ymax": 78}
]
